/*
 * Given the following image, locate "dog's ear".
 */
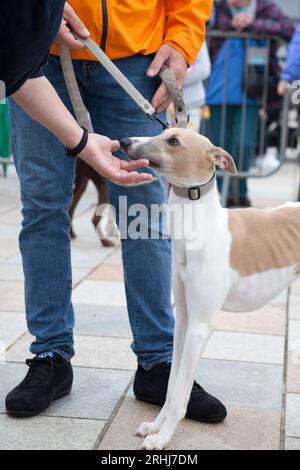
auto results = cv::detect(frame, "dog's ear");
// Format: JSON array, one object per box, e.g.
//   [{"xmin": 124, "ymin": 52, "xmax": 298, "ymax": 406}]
[{"xmin": 207, "ymin": 147, "xmax": 237, "ymax": 175}]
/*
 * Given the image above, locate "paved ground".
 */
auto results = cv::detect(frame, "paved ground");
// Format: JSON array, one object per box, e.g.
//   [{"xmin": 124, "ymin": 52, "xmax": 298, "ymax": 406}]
[{"xmin": 0, "ymin": 161, "xmax": 300, "ymax": 450}]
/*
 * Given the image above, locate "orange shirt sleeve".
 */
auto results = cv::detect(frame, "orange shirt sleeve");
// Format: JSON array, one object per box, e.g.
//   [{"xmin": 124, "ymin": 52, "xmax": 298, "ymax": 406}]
[{"xmin": 163, "ymin": 0, "xmax": 213, "ymax": 65}]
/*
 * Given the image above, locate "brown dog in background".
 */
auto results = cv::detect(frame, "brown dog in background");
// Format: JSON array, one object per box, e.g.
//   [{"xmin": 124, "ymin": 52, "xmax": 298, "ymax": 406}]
[{"xmin": 69, "ymin": 159, "xmax": 119, "ymax": 247}]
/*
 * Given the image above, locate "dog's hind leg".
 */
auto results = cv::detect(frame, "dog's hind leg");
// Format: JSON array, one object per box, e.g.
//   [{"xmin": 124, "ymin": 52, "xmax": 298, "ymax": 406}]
[
  {"xmin": 69, "ymin": 172, "xmax": 89, "ymax": 239},
  {"xmin": 136, "ymin": 272, "xmax": 188, "ymax": 438},
  {"xmin": 91, "ymin": 177, "xmax": 109, "ymax": 230}
]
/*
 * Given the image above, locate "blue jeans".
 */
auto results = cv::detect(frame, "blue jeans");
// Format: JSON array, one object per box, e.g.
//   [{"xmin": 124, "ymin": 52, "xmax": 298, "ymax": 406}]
[{"xmin": 9, "ymin": 54, "xmax": 174, "ymax": 369}]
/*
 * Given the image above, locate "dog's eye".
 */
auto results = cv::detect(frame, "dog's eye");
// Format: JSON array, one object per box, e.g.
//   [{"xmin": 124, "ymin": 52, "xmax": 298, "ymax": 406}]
[{"xmin": 168, "ymin": 137, "xmax": 180, "ymax": 147}]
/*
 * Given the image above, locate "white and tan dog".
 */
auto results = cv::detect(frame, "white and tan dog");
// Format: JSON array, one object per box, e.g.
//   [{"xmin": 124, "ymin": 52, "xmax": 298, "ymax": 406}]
[{"xmin": 121, "ymin": 128, "xmax": 300, "ymax": 450}]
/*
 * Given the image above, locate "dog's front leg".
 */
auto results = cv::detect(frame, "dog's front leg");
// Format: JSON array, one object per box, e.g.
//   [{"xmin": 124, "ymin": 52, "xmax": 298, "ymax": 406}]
[
  {"xmin": 136, "ymin": 271, "xmax": 188, "ymax": 438},
  {"xmin": 140, "ymin": 322, "xmax": 212, "ymax": 450},
  {"xmin": 141, "ymin": 277, "xmax": 226, "ymax": 450}
]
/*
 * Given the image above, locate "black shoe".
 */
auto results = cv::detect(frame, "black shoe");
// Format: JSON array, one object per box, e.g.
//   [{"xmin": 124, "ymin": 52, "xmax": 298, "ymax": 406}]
[
  {"xmin": 5, "ymin": 353, "xmax": 73, "ymax": 417},
  {"xmin": 133, "ymin": 363, "xmax": 227, "ymax": 423}
]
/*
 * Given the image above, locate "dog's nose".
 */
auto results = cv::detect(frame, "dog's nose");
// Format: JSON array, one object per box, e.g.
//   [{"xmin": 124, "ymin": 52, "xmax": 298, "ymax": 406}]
[{"xmin": 120, "ymin": 138, "xmax": 132, "ymax": 149}]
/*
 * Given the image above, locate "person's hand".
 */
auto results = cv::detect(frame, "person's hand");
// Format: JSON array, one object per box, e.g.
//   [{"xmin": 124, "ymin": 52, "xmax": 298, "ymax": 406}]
[
  {"xmin": 231, "ymin": 13, "xmax": 253, "ymax": 31},
  {"xmin": 147, "ymin": 44, "xmax": 188, "ymax": 112},
  {"xmin": 56, "ymin": 2, "xmax": 90, "ymax": 50},
  {"xmin": 278, "ymin": 80, "xmax": 288, "ymax": 96},
  {"xmin": 79, "ymin": 134, "xmax": 154, "ymax": 185}
]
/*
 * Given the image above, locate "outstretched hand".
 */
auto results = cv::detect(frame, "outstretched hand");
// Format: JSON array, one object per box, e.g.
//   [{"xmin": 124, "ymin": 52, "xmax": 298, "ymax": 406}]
[{"xmin": 78, "ymin": 134, "xmax": 154, "ymax": 186}]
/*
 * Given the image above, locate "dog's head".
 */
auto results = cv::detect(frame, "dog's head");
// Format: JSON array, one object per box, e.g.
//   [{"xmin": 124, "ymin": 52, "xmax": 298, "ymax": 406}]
[{"xmin": 120, "ymin": 128, "xmax": 237, "ymax": 187}]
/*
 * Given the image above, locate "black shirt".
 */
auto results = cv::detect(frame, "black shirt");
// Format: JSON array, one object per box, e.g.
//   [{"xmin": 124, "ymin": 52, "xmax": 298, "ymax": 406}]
[{"xmin": 0, "ymin": 0, "xmax": 65, "ymax": 97}]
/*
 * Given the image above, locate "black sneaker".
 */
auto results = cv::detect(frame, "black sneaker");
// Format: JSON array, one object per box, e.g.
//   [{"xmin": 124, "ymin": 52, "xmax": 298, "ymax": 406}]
[
  {"xmin": 5, "ymin": 353, "xmax": 73, "ymax": 417},
  {"xmin": 133, "ymin": 363, "xmax": 227, "ymax": 423}
]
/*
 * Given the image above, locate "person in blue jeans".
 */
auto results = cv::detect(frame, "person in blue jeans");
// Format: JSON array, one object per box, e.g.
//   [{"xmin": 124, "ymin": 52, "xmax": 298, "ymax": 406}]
[{"xmin": 6, "ymin": 2, "xmax": 226, "ymax": 423}]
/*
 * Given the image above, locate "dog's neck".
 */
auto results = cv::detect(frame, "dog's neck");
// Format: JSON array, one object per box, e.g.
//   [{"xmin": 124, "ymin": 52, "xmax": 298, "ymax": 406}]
[
  {"xmin": 168, "ymin": 176, "xmax": 224, "ymax": 248},
  {"xmin": 169, "ymin": 173, "xmax": 222, "ymax": 211},
  {"xmin": 171, "ymin": 172, "xmax": 216, "ymax": 202}
]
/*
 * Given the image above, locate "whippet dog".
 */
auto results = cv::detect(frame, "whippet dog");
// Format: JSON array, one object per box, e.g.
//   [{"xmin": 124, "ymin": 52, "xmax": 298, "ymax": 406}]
[{"xmin": 120, "ymin": 128, "xmax": 300, "ymax": 450}]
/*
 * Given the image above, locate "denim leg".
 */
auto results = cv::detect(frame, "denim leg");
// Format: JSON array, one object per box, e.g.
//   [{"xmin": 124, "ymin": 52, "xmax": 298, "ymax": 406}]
[
  {"xmin": 84, "ymin": 55, "xmax": 174, "ymax": 369},
  {"xmin": 232, "ymin": 105, "xmax": 260, "ymax": 197},
  {"xmin": 8, "ymin": 57, "xmax": 85, "ymax": 359}
]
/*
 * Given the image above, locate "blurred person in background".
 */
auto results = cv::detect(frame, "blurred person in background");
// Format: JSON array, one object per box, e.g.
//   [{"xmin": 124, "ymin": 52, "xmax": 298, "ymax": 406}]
[
  {"xmin": 206, "ymin": 0, "xmax": 293, "ymax": 207},
  {"xmin": 278, "ymin": 23, "xmax": 300, "ymax": 162},
  {"xmin": 278, "ymin": 23, "xmax": 300, "ymax": 95}
]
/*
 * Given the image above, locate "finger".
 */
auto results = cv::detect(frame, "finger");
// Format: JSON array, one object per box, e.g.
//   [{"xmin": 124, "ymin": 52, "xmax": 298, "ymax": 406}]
[
  {"xmin": 147, "ymin": 48, "xmax": 170, "ymax": 77},
  {"xmin": 64, "ymin": 4, "xmax": 90, "ymax": 38},
  {"xmin": 116, "ymin": 171, "xmax": 154, "ymax": 185},
  {"xmin": 59, "ymin": 28, "xmax": 86, "ymax": 50},
  {"xmin": 151, "ymin": 83, "xmax": 170, "ymax": 109},
  {"xmin": 120, "ymin": 159, "xmax": 150, "ymax": 170},
  {"xmin": 157, "ymin": 98, "xmax": 172, "ymax": 113},
  {"xmin": 111, "ymin": 140, "xmax": 120, "ymax": 152}
]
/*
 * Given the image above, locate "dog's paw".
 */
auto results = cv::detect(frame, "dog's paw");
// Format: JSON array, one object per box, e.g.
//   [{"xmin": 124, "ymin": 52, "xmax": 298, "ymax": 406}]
[
  {"xmin": 135, "ymin": 421, "xmax": 160, "ymax": 437},
  {"xmin": 140, "ymin": 433, "xmax": 170, "ymax": 450}
]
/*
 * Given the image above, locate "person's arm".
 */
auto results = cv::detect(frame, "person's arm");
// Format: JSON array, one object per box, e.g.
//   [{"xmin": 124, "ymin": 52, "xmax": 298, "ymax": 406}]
[
  {"xmin": 147, "ymin": 0, "xmax": 213, "ymax": 112},
  {"xmin": 12, "ymin": 77, "xmax": 152, "ymax": 185},
  {"xmin": 281, "ymin": 24, "xmax": 300, "ymax": 83}
]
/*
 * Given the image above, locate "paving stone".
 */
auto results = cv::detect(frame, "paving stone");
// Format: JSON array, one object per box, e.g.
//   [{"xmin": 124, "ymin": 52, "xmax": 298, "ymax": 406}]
[
  {"xmin": 5, "ymin": 253, "xmax": 22, "ymax": 265},
  {"xmin": 88, "ymin": 264, "xmax": 124, "ymax": 282},
  {"xmin": 3, "ymin": 333, "xmax": 136, "ymax": 371},
  {"xmin": 288, "ymin": 295, "xmax": 300, "ymax": 320},
  {"xmin": 291, "ymin": 279, "xmax": 300, "ymax": 296},
  {"xmin": 0, "ymin": 311, "xmax": 26, "ymax": 350},
  {"xmin": 0, "ymin": 414, "xmax": 104, "ymax": 450},
  {"xmin": 285, "ymin": 437, "xmax": 300, "ymax": 450},
  {"xmin": 70, "ymin": 245, "xmax": 114, "ymax": 268},
  {"xmin": 72, "ymin": 280, "xmax": 126, "ymax": 306},
  {"xmin": 287, "ymin": 353, "xmax": 300, "ymax": 394},
  {"xmin": 0, "ymin": 281, "xmax": 24, "ymax": 312},
  {"xmin": 72, "ymin": 335, "xmax": 136, "ymax": 370},
  {"xmin": 0, "ymin": 332, "xmax": 34, "ymax": 362},
  {"xmin": 216, "ymin": 304, "xmax": 286, "ymax": 336},
  {"xmin": 203, "ymin": 331, "xmax": 284, "ymax": 365},
  {"xmin": 0, "ymin": 362, "xmax": 132, "ymax": 420},
  {"xmin": 98, "ymin": 397, "xmax": 281, "ymax": 450},
  {"xmin": 288, "ymin": 320, "xmax": 300, "ymax": 352},
  {"xmin": 105, "ymin": 249, "xmax": 123, "ymax": 266},
  {"xmin": 270, "ymin": 289, "xmax": 288, "ymax": 309},
  {"xmin": 72, "ymin": 268, "xmax": 92, "ymax": 287},
  {"xmin": 196, "ymin": 359, "xmax": 283, "ymax": 410},
  {"xmin": 0, "ymin": 263, "xmax": 24, "ymax": 281},
  {"xmin": 0, "ymin": 199, "xmax": 19, "ymax": 216},
  {"xmin": 0, "ymin": 238, "xmax": 19, "ymax": 260},
  {"xmin": 0, "ymin": 208, "xmax": 22, "ymax": 226},
  {"xmin": 74, "ymin": 304, "xmax": 132, "ymax": 338},
  {"xmin": 0, "ymin": 226, "xmax": 20, "ymax": 243},
  {"xmin": 286, "ymin": 393, "xmax": 300, "ymax": 438}
]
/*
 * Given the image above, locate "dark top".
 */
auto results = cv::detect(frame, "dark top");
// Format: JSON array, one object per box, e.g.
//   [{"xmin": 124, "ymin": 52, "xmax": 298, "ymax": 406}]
[{"xmin": 0, "ymin": 0, "xmax": 65, "ymax": 97}]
